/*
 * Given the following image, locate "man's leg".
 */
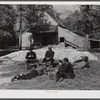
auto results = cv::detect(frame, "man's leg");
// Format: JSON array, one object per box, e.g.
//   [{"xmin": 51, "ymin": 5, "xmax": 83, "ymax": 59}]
[
  {"xmin": 26, "ymin": 59, "xmax": 38, "ymax": 70},
  {"xmin": 11, "ymin": 70, "xmax": 39, "ymax": 82},
  {"xmin": 33, "ymin": 59, "xmax": 39, "ymax": 68},
  {"xmin": 62, "ymin": 73, "xmax": 75, "ymax": 79},
  {"xmin": 26, "ymin": 70, "xmax": 39, "ymax": 79},
  {"xmin": 56, "ymin": 72, "xmax": 62, "ymax": 82},
  {"xmin": 50, "ymin": 59, "xmax": 54, "ymax": 67},
  {"xmin": 43, "ymin": 58, "xmax": 46, "ymax": 62}
]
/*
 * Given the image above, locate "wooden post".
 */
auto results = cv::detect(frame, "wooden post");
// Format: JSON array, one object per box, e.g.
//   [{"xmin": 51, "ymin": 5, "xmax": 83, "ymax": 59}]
[
  {"xmin": 84, "ymin": 5, "xmax": 90, "ymax": 51},
  {"xmin": 84, "ymin": 34, "xmax": 89, "ymax": 51},
  {"xmin": 19, "ymin": 5, "xmax": 22, "ymax": 50}
]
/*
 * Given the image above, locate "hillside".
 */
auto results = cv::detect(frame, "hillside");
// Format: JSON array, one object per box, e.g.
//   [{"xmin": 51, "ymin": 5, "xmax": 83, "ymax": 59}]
[{"xmin": 0, "ymin": 45, "xmax": 99, "ymax": 89}]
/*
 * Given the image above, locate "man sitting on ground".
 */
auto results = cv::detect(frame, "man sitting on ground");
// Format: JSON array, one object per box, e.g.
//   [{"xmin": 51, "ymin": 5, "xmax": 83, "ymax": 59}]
[
  {"xmin": 49, "ymin": 60, "xmax": 63, "ymax": 80},
  {"xmin": 25, "ymin": 47, "xmax": 38, "ymax": 70},
  {"xmin": 43, "ymin": 46, "xmax": 54, "ymax": 67},
  {"xmin": 73, "ymin": 56, "xmax": 90, "ymax": 69},
  {"xmin": 56, "ymin": 58, "xmax": 75, "ymax": 82}
]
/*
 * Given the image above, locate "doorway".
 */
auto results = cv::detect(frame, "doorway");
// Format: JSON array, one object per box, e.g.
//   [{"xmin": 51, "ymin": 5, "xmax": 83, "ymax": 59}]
[
  {"xmin": 90, "ymin": 40, "xmax": 99, "ymax": 49},
  {"xmin": 60, "ymin": 37, "xmax": 65, "ymax": 43},
  {"xmin": 42, "ymin": 36, "xmax": 48, "ymax": 46}
]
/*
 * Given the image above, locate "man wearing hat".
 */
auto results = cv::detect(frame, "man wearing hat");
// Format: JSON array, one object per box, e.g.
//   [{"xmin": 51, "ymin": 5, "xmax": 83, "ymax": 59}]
[
  {"xmin": 56, "ymin": 58, "xmax": 75, "ymax": 82},
  {"xmin": 25, "ymin": 47, "xmax": 38, "ymax": 70},
  {"xmin": 73, "ymin": 56, "xmax": 90, "ymax": 69},
  {"xmin": 43, "ymin": 46, "xmax": 55, "ymax": 67}
]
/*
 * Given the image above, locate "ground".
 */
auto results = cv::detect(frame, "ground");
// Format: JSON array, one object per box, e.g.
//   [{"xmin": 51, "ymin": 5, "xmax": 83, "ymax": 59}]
[{"xmin": 0, "ymin": 53, "xmax": 100, "ymax": 90}]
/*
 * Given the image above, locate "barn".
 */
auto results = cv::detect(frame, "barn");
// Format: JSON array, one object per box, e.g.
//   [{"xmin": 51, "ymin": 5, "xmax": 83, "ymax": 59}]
[{"xmin": 19, "ymin": 11, "xmax": 87, "ymax": 49}]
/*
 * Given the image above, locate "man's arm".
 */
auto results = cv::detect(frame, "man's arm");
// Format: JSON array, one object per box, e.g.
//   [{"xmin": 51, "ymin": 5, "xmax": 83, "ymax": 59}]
[
  {"xmin": 74, "ymin": 59, "xmax": 83, "ymax": 63},
  {"xmin": 81, "ymin": 62, "xmax": 90, "ymax": 69},
  {"xmin": 50, "ymin": 51, "xmax": 54, "ymax": 59},
  {"xmin": 45, "ymin": 51, "xmax": 48, "ymax": 58},
  {"xmin": 65, "ymin": 63, "xmax": 71, "ymax": 73},
  {"xmin": 58, "ymin": 65, "xmax": 64, "ymax": 72}
]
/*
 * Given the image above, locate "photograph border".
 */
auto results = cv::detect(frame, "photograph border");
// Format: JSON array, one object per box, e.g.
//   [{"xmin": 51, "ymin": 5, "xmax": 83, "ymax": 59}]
[{"xmin": 0, "ymin": 0, "xmax": 100, "ymax": 99}]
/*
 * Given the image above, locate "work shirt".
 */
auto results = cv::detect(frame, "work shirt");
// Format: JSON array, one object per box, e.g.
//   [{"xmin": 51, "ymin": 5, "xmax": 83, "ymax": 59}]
[
  {"xmin": 73, "ymin": 61, "xmax": 90, "ymax": 69},
  {"xmin": 45, "ymin": 50, "xmax": 54, "ymax": 59},
  {"xmin": 25, "ymin": 51, "xmax": 36, "ymax": 60}
]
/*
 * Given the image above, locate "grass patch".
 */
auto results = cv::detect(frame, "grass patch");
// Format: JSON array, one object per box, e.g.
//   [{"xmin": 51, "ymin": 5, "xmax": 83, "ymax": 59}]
[{"xmin": 0, "ymin": 58, "xmax": 100, "ymax": 90}]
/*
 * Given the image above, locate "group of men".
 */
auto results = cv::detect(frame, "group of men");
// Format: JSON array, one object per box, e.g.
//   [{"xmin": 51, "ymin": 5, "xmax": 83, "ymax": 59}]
[{"xmin": 11, "ymin": 46, "xmax": 90, "ymax": 82}]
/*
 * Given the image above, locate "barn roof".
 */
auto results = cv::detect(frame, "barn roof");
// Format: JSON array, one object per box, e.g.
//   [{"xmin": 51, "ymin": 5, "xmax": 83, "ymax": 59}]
[
  {"xmin": 19, "ymin": 8, "xmax": 80, "ymax": 37},
  {"xmin": 45, "ymin": 9, "xmax": 67, "ymax": 28},
  {"xmin": 18, "ymin": 8, "xmax": 67, "ymax": 35},
  {"xmin": 30, "ymin": 25, "xmax": 58, "ymax": 33}
]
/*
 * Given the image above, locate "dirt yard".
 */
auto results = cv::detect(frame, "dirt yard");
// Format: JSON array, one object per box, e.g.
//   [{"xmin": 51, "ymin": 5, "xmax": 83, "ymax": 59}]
[{"xmin": 0, "ymin": 53, "xmax": 100, "ymax": 90}]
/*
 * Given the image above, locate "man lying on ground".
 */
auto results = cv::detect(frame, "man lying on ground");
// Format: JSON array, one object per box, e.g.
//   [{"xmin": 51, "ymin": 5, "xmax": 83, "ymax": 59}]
[
  {"xmin": 72, "ymin": 56, "xmax": 90, "ymax": 69},
  {"xmin": 11, "ymin": 65, "xmax": 47, "ymax": 82},
  {"xmin": 56, "ymin": 58, "xmax": 75, "ymax": 82}
]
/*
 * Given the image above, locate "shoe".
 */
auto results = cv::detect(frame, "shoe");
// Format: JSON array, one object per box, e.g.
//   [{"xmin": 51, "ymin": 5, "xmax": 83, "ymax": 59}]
[
  {"xmin": 11, "ymin": 77, "xmax": 15, "ymax": 82},
  {"xmin": 11, "ymin": 76, "xmax": 18, "ymax": 82}
]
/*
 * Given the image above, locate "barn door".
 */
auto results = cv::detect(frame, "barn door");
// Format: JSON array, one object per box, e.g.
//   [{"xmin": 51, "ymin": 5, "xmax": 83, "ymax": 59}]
[{"xmin": 42, "ymin": 36, "xmax": 48, "ymax": 46}]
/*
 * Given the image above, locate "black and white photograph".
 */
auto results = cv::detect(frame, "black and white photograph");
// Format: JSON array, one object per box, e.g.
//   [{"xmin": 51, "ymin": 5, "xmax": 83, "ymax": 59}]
[{"xmin": 0, "ymin": 2, "xmax": 100, "ymax": 93}]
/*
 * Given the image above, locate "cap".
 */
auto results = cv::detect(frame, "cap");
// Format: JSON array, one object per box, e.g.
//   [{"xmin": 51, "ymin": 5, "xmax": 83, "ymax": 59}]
[
  {"xmin": 84, "ymin": 56, "xmax": 88, "ymax": 62},
  {"xmin": 63, "ymin": 58, "xmax": 69, "ymax": 62},
  {"xmin": 59, "ymin": 60, "xmax": 63, "ymax": 63},
  {"xmin": 48, "ymin": 45, "xmax": 52, "ymax": 49}
]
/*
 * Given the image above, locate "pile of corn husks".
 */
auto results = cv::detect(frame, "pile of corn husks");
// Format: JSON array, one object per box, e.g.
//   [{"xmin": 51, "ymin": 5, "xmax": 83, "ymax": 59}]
[{"xmin": 0, "ymin": 46, "xmax": 98, "ymax": 63}]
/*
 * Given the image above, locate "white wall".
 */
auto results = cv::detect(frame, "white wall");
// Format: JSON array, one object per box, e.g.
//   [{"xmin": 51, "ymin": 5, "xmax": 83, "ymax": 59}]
[
  {"xmin": 22, "ymin": 32, "xmax": 33, "ymax": 48},
  {"xmin": 73, "ymin": 36, "xmax": 85, "ymax": 48},
  {"xmin": 58, "ymin": 26, "xmax": 85, "ymax": 49},
  {"xmin": 58, "ymin": 26, "xmax": 74, "ymax": 43}
]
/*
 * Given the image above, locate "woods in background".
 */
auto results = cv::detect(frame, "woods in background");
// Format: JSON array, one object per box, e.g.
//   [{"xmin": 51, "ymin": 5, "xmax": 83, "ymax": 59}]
[
  {"xmin": 1, "ymin": 5, "xmax": 100, "ymax": 50},
  {"xmin": 0, "ymin": 5, "xmax": 52, "ymax": 49},
  {"xmin": 62, "ymin": 5, "xmax": 100, "ymax": 39}
]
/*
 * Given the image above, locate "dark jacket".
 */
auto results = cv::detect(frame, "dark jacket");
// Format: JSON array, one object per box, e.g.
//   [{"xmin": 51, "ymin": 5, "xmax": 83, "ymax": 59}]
[
  {"xmin": 58, "ymin": 62, "xmax": 74, "ymax": 74},
  {"xmin": 25, "ymin": 51, "xmax": 37, "ymax": 59},
  {"xmin": 45, "ymin": 50, "xmax": 54, "ymax": 59}
]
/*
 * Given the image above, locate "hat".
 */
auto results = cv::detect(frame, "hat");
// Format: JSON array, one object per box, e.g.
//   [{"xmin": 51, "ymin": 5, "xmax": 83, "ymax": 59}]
[
  {"xmin": 63, "ymin": 58, "xmax": 69, "ymax": 62},
  {"xmin": 59, "ymin": 60, "xmax": 63, "ymax": 63},
  {"xmin": 48, "ymin": 45, "xmax": 52, "ymax": 49},
  {"xmin": 84, "ymin": 56, "xmax": 88, "ymax": 62}
]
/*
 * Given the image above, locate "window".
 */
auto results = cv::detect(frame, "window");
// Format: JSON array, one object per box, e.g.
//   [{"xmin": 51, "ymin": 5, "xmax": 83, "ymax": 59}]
[{"xmin": 60, "ymin": 37, "xmax": 65, "ymax": 43}]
